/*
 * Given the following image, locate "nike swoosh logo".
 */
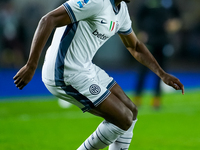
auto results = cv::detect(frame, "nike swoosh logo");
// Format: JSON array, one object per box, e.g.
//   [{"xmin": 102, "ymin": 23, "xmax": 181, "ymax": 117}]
[
  {"xmin": 101, "ymin": 20, "xmax": 107, "ymax": 24},
  {"xmin": 121, "ymin": 148, "xmax": 128, "ymax": 150}
]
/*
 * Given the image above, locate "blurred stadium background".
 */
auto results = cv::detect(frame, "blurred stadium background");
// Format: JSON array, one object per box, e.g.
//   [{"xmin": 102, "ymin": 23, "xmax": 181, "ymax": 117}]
[{"xmin": 0, "ymin": 0, "xmax": 200, "ymax": 149}]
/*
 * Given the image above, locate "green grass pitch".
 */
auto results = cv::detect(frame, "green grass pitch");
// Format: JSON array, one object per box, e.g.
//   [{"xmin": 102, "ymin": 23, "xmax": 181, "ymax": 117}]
[{"xmin": 0, "ymin": 90, "xmax": 200, "ymax": 150}]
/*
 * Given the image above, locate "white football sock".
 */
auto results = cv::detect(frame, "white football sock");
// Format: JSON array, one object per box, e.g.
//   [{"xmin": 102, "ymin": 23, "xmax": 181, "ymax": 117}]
[
  {"xmin": 77, "ymin": 120, "xmax": 126, "ymax": 150},
  {"xmin": 108, "ymin": 119, "xmax": 137, "ymax": 150}
]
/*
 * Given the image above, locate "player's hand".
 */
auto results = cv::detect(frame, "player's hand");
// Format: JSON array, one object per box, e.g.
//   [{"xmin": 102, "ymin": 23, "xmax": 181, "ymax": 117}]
[
  {"xmin": 161, "ymin": 72, "xmax": 184, "ymax": 95},
  {"xmin": 13, "ymin": 64, "xmax": 36, "ymax": 90}
]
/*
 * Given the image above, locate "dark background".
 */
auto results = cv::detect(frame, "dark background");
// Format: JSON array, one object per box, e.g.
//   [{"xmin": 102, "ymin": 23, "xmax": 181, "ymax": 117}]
[{"xmin": 0, "ymin": 0, "xmax": 200, "ymax": 97}]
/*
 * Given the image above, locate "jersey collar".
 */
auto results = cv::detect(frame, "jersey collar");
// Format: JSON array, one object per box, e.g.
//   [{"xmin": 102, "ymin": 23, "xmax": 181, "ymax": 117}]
[{"xmin": 110, "ymin": 0, "xmax": 120, "ymax": 15}]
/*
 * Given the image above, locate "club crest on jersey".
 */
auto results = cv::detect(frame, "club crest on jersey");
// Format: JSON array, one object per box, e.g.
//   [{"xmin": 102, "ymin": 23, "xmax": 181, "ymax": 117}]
[
  {"xmin": 77, "ymin": 0, "xmax": 89, "ymax": 8},
  {"xmin": 89, "ymin": 84, "xmax": 101, "ymax": 95}
]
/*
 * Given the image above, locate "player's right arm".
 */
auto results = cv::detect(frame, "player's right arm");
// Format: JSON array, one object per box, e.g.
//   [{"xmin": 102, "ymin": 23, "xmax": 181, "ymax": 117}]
[{"xmin": 13, "ymin": 5, "xmax": 71, "ymax": 90}]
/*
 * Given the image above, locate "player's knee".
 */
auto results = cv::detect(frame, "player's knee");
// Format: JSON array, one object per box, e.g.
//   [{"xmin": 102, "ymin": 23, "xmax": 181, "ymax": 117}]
[
  {"xmin": 131, "ymin": 104, "xmax": 138, "ymax": 120},
  {"xmin": 120, "ymin": 108, "xmax": 133, "ymax": 131},
  {"xmin": 127, "ymin": 101, "xmax": 138, "ymax": 120}
]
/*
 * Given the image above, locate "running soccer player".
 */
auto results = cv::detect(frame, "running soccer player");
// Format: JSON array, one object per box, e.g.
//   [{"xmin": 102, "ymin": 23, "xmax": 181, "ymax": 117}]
[{"xmin": 13, "ymin": 0, "xmax": 184, "ymax": 149}]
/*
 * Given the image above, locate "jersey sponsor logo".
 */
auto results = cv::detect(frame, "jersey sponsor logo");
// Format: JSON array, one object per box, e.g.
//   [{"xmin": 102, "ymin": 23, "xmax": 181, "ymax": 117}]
[
  {"xmin": 92, "ymin": 29, "xmax": 108, "ymax": 40},
  {"xmin": 101, "ymin": 20, "xmax": 107, "ymax": 24},
  {"xmin": 109, "ymin": 21, "xmax": 115, "ymax": 31},
  {"xmin": 89, "ymin": 84, "xmax": 101, "ymax": 95},
  {"xmin": 77, "ymin": 0, "xmax": 89, "ymax": 8}
]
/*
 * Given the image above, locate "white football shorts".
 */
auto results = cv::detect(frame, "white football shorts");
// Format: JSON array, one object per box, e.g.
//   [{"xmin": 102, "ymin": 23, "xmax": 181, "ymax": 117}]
[{"xmin": 44, "ymin": 65, "xmax": 116, "ymax": 112}]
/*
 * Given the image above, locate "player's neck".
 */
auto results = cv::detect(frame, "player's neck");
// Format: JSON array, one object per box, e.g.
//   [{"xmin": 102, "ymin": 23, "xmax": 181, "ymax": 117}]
[{"xmin": 114, "ymin": 0, "xmax": 122, "ymax": 6}]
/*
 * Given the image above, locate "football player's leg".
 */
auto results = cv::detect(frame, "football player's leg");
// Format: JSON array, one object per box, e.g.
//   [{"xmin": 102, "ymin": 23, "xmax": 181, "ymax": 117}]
[
  {"xmin": 109, "ymin": 83, "xmax": 138, "ymax": 150},
  {"xmin": 110, "ymin": 83, "xmax": 138, "ymax": 120},
  {"xmin": 89, "ymin": 92, "xmax": 134, "ymax": 130},
  {"xmin": 77, "ymin": 93, "xmax": 134, "ymax": 150}
]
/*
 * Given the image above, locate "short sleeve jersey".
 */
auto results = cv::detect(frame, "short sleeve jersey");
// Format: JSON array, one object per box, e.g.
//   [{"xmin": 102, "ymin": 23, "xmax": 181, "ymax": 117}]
[{"xmin": 42, "ymin": 0, "xmax": 132, "ymax": 85}]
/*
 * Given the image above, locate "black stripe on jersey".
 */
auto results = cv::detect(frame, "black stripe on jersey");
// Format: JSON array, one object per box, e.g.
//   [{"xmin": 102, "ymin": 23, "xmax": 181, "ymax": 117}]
[
  {"xmin": 55, "ymin": 22, "xmax": 95, "ymax": 112},
  {"xmin": 55, "ymin": 23, "xmax": 78, "ymax": 86}
]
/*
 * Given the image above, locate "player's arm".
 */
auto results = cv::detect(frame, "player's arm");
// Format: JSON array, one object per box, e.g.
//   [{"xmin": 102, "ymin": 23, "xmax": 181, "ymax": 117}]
[
  {"xmin": 119, "ymin": 31, "xmax": 184, "ymax": 94},
  {"xmin": 13, "ymin": 5, "xmax": 71, "ymax": 90}
]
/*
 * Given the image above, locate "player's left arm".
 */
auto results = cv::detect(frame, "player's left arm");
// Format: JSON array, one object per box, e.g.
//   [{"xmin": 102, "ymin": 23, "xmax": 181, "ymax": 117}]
[{"xmin": 119, "ymin": 31, "xmax": 184, "ymax": 95}]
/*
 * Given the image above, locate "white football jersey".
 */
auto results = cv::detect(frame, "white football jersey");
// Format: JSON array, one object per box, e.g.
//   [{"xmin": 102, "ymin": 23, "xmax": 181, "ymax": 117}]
[{"xmin": 42, "ymin": 0, "xmax": 132, "ymax": 86}]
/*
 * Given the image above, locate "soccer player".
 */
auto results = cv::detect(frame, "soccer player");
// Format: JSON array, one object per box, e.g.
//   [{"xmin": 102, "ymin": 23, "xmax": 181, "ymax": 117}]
[{"xmin": 13, "ymin": 0, "xmax": 184, "ymax": 149}]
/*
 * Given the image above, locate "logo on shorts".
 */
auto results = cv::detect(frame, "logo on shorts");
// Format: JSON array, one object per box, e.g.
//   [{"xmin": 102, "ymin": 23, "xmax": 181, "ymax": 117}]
[{"xmin": 89, "ymin": 84, "xmax": 101, "ymax": 95}]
